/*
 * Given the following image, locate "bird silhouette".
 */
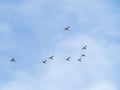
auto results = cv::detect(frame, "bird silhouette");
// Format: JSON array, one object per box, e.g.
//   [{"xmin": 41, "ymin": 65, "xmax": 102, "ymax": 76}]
[
  {"xmin": 10, "ymin": 58, "xmax": 15, "ymax": 62},
  {"xmin": 66, "ymin": 56, "xmax": 71, "ymax": 61},
  {"xmin": 49, "ymin": 55, "xmax": 54, "ymax": 60},
  {"xmin": 64, "ymin": 26, "xmax": 70, "ymax": 31},
  {"xmin": 42, "ymin": 60, "xmax": 47, "ymax": 64},
  {"xmin": 81, "ymin": 54, "xmax": 86, "ymax": 57},
  {"xmin": 82, "ymin": 45, "xmax": 87, "ymax": 50},
  {"xmin": 78, "ymin": 58, "xmax": 82, "ymax": 62}
]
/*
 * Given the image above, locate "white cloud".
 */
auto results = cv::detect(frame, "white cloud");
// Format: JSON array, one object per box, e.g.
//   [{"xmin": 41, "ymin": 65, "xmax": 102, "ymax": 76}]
[
  {"xmin": 0, "ymin": 0, "xmax": 119, "ymax": 90},
  {"xmin": 88, "ymin": 81, "xmax": 117, "ymax": 90},
  {"xmin": 0, "ymin": 34, "xmax": 118, "ymax": 90}
]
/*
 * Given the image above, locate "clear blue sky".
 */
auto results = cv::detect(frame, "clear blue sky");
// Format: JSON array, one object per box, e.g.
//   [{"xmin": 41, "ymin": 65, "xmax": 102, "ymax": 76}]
[{"xmin": 0, "ymin": 0, "xmax": 120, "ymax": 90}]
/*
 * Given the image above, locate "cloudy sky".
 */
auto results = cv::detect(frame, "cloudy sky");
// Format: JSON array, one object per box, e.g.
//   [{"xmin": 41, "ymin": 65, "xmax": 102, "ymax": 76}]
[{"xmin": 0, "ymin": 0, "xmax": 120, "ymax": 90}]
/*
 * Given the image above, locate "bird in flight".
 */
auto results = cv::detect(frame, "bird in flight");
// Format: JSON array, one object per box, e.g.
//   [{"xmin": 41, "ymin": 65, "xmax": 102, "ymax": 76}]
[
  {"xmin": 49, "ymin": 55, "xmax": 54, "ymax": 60},
  {"xmin": 78, "ymin": 58, "xmax": 82, "ymax": 62},
  {"xmin": 82, "ymin": 45, "xmax": 87, "ymax": 50},
  {"xmin": 81, "ymin": 54, "xmax": 86, "ymax": 57},
  {"xmin": 66, "ymin": 56, "xmax": 71, "ymax": 61},
  {"xmin": 42, "ymin": 60, "xmax": 47, "ymax": 64},
  {"xmin": 64, "ymin": 26, "xmax": 70, "ymax": 31},
  {"xmin": 10, "ymin": 58, "xmax": 15, "ymax": 62}
]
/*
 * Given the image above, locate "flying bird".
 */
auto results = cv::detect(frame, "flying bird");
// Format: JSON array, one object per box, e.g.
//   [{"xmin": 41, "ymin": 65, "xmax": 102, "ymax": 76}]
[
  {"xmin": 81, "ymin": 54, "xmax": 86, "ymax": 57},
  {"xmin": 78, "ymin": 58, "xmax": 82, "ymax": 62},
  {"xmin": 42, "ymin": 60, "xmax": 47, "ymax": 64},
  {"xmin": 10, "ymin": 58, "xmax": 15, "ymax": 62},
  {"xmin": 82, "ymin": 45, "xmax": 87, "ymax": 50},
  {"xmin": 64, "ymin": 26, "xmax": 70, "ymax": 31},
  {"xmin": 66, "ymin": 56, "xmax": 71, "ymax": 61},
  {"xmin": 49, "ymin": 55, "xmax": 54, "ymax": 60}
]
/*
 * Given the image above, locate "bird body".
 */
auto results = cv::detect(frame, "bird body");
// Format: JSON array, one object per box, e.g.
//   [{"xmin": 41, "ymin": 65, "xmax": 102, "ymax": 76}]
[
  {"xmin": 49, "ymin": 55, "xmax": 54, "ymax": 60},
  {"xmin": 81, "ymin": 54, "xmax": 86, "ymax": 57},
  {"xmin": 42, "ymin": 60, "xmax": 47, "ymax": 64},
  {"xmin": 10, "ymin": 58, "xmax": 15, "ymax": 62},
  {"xmin": 66, "ymin": 56, "xmax": 70, "ymax": 61},
  {"xmin": 78, "ymin": 58, "xmax": 82, "ymax": 62},
  {"xmin": 64, "ymin": 26, "xmax": 70, "ymax": 31},
  {"xmin": 82, "ymin": 45, "xmax": 87, "ymax": 50}
]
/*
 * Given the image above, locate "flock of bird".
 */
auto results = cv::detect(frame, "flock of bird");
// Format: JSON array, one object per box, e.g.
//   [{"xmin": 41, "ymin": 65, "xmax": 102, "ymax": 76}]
[
  {"xmin": 10, "ymin": 26, "xmax": 87, "ymax": 64},
  {"xmin": 42, "ymin": 45, "xmax": 87, "ymax": 64}
]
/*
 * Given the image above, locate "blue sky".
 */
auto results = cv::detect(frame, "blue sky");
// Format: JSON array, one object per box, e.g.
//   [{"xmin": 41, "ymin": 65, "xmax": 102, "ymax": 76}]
[{"xmin": 0, "ymin": 0, "xmax": 120, "ymax": 90}]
